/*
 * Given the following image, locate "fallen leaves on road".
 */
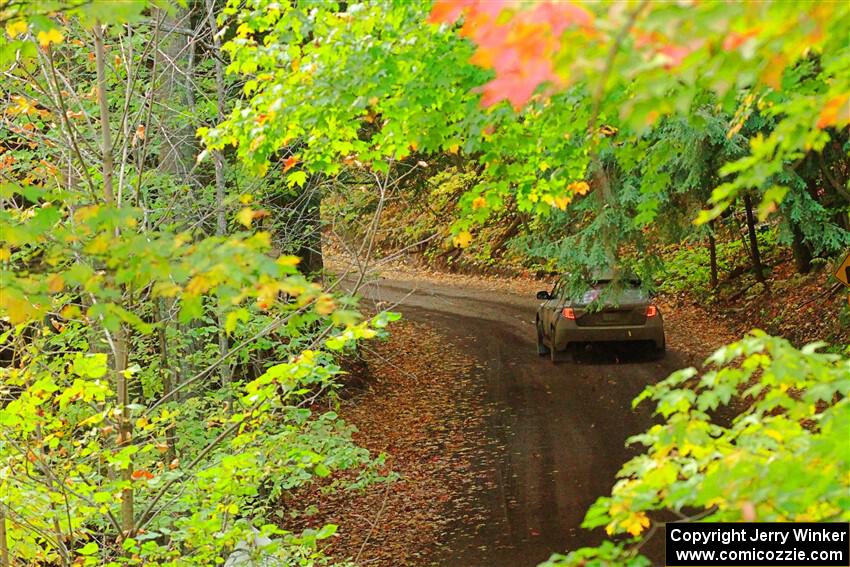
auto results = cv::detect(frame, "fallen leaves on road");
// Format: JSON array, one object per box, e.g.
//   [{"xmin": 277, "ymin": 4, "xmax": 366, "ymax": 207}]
[{"xmin": 287, "ymin": 321, "xmax": 496, "ymax": 566}]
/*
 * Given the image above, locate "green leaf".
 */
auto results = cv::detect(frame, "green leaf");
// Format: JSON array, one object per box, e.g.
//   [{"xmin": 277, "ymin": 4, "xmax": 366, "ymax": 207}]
[
  {"xmin": 287, "ymin": 171, "xmax": 307, "ymax": 188},
  {"xmin": 77, "ymin": 542, "xmax": 98, "ymax": 555}
]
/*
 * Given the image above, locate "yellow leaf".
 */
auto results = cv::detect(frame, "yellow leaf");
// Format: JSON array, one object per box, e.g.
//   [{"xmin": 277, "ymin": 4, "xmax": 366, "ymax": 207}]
[
  {"xmin": 249, "ymin": 134, "xmax": 266, "ymax": 151},
  {"xmin": 10, "ymin": 95, "xmax": 35, "ymax": 116},
  {"xmin": 37, "ymin": 28, "xmax": 63, "ymax": 48},
  {"xmin": 239, "ymin": 193, "xmax": 253, "ymax": 204},
  {"xmin": 78, "ymin": 413, "xmax": 105, "ymax": 427},
  {"xmin": 472, "ymin": 196, "xmax": 487, "ymax": 210},
  {"xmin": 185, "ymin": 274, "xmax": 211, "ymax": 295},
  {"xmin": 60, "ymin": 304, "xmax": 80, "ymax": 319},
  {"xmin": 1, "ymin": 293, "xmax": 41, "ymax": 324},
  {"xmin": 453, "ymin": 231, "xmax": 472, "ymax": 248},
  {"xmin": 539, "ymin": 162, "xmax": 549, "ymax": 172},
  {"xmin": 84, "ymin": 235, "xmax": 111, "ymax": 255},
  {"xmin": 622, "ymin": 512, "xmax": 650, "ymax": 536},
  {"xmin": 765, "ymin": 428, "xmax": 783, "ymax": 442},
  {"xmin": 315, "ymin": 294, "xmax": 336, "ymax": 315},
  {"xmin": 5, "ymin": 20, "xmax": 27, "ymax": 38},
  {"xmin": 256, "ymin": 282, "xmax": 280, "ymax": 310},
  {"xmin": 236, "ymin": 23, "xmax": 251, "ymax": 38},
  {"xmin": 276, "ymin": 255, "xmax": 301, "ymax": 267},
  {"xmin": 569, "ymin": 181, "xmax": 590, "ymax": 195},
  {"xmin": 0, "ymin": 247, "xmax": 10, "ymax": 261},
  {"xmin": 47, "ymin": 273, "xmax": 64, "ymax": 293},
  {"xmin": 237, "ymin": 207, "xmax": 254, "ymax": 228},
  {"xmin": 553, "ymin": 195, "xmax": 572, "ymax": 210}
]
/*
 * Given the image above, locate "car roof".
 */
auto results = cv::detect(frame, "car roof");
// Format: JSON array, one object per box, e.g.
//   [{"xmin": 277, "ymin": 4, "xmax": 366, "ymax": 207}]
[{"xmin": 588, "ymin": 267, "xmax": 637, "ymax": 282}]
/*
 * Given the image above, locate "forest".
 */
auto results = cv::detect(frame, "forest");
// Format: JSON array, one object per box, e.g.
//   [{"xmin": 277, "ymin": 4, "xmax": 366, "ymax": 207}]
[{"xmin": 0, "ymin": 1, "xmax": 848, "ymax": 566}]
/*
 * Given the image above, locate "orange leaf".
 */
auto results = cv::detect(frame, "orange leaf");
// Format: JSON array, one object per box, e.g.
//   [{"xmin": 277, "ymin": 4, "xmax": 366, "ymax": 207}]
[
  {"xmin": 429, "ymin": 0, "xmax": 473, "ymax": 24},
  {"xmin": 131, "ymin": 469, "xmax": 155, "ymax": 481},
  {"xmin": 283, "ymin": 156, "xmax": 299, "ymax": 172},
  {"xmin": 553, "ymin": 195, "xmax": 572, "ymax": 210},
  {"xmin": 315, "ymin": 294, "xmax": 336, "ymax": 315},
  {"xmin": 569, "ymin": 180, "xmax": 590, "ymax": 195},
  {"xmin": 817, "ymin": 94, "xmax": 850, "ymax": 129}
]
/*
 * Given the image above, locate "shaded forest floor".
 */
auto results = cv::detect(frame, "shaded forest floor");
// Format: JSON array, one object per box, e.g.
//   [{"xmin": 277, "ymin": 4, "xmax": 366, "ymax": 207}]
[{"xmin": 713, "ymin": 257, "xmax": 849, "ymax": 348}]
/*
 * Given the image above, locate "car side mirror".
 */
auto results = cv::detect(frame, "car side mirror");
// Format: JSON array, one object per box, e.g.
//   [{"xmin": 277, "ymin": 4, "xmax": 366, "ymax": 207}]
[{"xmin": 536, "ymin": 291, "xmax": 551, "ymax": 300}]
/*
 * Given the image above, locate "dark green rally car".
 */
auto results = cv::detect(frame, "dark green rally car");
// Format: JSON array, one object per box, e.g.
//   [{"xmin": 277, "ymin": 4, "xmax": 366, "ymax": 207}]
[{"xmin": 535, "ymin": 271, "xmax": 666, "ymax": 362}]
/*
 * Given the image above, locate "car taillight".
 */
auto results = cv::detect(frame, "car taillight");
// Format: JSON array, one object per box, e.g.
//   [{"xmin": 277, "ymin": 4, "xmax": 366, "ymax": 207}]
[
  {"xmin": 562, "ymin": 307, "xmax": 576, "ymax": 319},
  {"xmin": 646, "ymin": 305, "xmax": 658, "ymax": 317}
]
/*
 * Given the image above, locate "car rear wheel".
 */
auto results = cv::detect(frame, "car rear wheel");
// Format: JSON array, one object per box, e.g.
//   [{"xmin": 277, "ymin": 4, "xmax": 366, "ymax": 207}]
[{"xmin": 536, "ymin": 321, "xmax": 550, "ymax": 356}]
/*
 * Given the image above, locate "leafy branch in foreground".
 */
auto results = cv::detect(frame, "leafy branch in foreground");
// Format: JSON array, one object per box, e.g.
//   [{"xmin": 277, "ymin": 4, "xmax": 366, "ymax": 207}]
[{"xmin": 543, "ymin": 332, "xmax": 850, "ymax": 566}]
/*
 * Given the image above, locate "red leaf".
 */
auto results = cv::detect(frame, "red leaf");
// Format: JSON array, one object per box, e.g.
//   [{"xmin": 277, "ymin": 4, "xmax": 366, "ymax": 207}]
[
  {"xmin": 283, "ymin": 156, "xmax": 299, "ymax": 172},
  {"xmin": 131, "ymin": 469, "xmax": 155, "ymax": 481},
  {"xmin": 429, "ymin": 0, "xmax": 472, "ymax": 24}
]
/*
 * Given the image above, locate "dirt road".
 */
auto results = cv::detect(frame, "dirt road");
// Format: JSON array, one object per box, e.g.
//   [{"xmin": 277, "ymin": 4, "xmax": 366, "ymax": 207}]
[{"xmin": 353, "ymin": 275, "xmax": 686, "ymax": 566}]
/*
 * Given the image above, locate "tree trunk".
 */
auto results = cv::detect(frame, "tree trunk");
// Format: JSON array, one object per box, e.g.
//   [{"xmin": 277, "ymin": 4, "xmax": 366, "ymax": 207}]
[
  {"xmin": 155, "ymin": 300, "xmax": 177, "ymax": 464},
  {"xmin": 790, "ymin": 222, "xmax": 812, "ymax": 274},
  {"xmin": 708, "ymin": 223, "xmax": 718, "ymax": 288},
  {"xmin": 204, "ymin": 0, "xmax": 233, "ymax": 395},
  {"xmin": 297, "ymin": 184, "xmax": 324, "ymax": 277},
  {"xmin": 155, "ymin": 6, "xmax": 197, "ymax": 180},
  {"xmin": 743, "ymin": 193, "xmax": 767, "ymax": 285},
  {"xmin": 154, "ymin": 5, "xmax": 201, "ymax": 399},
  {"xmin": 95, "ymin": 23, "xmax": 134, "ymax": 536},
  {"xmin": 0, "ymin": 506, "xmax": 9, "ymax": 567}
]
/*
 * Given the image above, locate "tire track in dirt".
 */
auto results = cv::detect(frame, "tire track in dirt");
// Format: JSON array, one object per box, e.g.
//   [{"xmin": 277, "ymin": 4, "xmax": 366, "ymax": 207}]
[{"xmin": 302, "ymin": 274, "xmax": 724, "ymax": 566}]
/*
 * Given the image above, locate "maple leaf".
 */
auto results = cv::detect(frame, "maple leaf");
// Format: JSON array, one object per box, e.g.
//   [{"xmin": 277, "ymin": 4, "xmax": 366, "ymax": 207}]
[
  {"xmin": 621, "ymin": 511, "xmax": 650, "ymax": 536},
  {"xmin": 453, "ymin": 231, "xmax": 473, "ymax": 248},
  {"xmin": 283, "ymin": 156, "xmax": 299, "ymax": 172},
  {"xmin": 553, "ymin": 195, "xmax": 572, "ymax": 210},
  {"xmin": 529, "ymin": 2, "xmax": 593, "ymax": 36},
  {"xmin": 569, "ymin": 180, "xmax": 590, "ymax": 195},
  {"xmin": 237, "ymin": 207, "xmax": 255, "ymax": 228},
  {"xmin": 10, "ymin": 96, "xmax": 36, "ymax": 116},
  {"xmin": 315, "ymin": 294, "xmax": 336, "ymax": 315},
  {"xmin": 461, "ymin": 2, "xmax": 592, "ymax": 109},
  {"xmin": 816, "ymin": 93, "xmax": 850, "ymax": 129},
  {"xmin": 47, "ymin": 273, "xmax": 64, "ymax": 293},
  {"xmin": 131, "ymin": 469, "xmax": 155, "ymax": 481},
  {"xmin": 428, "ymin": 0, "xmax": 470, "ymax": 24},
  {"xmin": 37, "ymin": 28, "xmax": 64, "ymax": 48},
  {"xmin": 5, "ymin": 20, "xmax": 27, "ymax": 38}
]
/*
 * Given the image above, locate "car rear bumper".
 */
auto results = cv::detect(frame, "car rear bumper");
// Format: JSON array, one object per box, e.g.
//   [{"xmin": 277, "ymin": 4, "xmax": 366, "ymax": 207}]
[{"xmin": 552, "ymin": 315, "xmax": 665, "ymax": 350}]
